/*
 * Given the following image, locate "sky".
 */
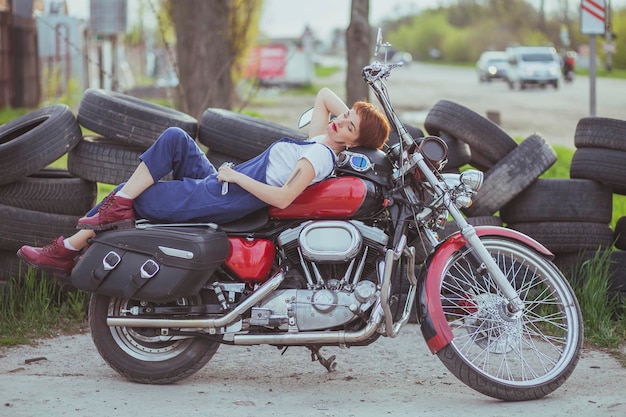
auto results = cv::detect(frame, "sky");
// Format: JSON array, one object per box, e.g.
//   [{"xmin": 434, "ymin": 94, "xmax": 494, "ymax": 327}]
[
  {"xmin": 258, "ymin": 0, "xmax": 440, "ymax": 40},
  {"xmin": 61, "ymin": 0, "xmax": 626, "ymax": 41},
  {"xmin": 61, "ymin": 0, "xmax": 440, "ymax": 39}
]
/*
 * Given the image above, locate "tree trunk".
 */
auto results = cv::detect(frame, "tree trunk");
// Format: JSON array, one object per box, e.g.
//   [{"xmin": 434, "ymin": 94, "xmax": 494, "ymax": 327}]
[
  {"xmin": 346, "ymin": 0, "xmax": 371, "ymax": 106},
  {"xmin": 170, "ymin": 0, "xmax": 233, "ymax": 119}
]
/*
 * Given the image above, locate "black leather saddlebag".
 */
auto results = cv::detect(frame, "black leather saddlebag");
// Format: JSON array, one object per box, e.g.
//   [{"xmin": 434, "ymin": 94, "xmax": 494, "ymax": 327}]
[{"xmin": 71, "ymin": 226, "xmax": 230, "ymax": 302}]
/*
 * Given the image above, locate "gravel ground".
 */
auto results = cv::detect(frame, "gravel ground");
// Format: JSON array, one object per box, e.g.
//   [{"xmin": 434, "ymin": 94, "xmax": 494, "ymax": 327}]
[{"xmin": 1, "ymin": 325, "xmax": 625, "ymax": 417}]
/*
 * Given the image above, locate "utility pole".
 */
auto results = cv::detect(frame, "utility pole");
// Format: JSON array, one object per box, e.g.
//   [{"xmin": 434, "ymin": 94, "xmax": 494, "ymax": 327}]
[{"xmin": 605, "ymin": 0, "xmax": 614, "ymax": 72}]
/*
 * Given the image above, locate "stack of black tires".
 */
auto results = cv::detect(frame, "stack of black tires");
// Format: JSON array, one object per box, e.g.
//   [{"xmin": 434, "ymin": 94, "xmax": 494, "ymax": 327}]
[
  {"xmin": 0, "ymin": 89, "xmax": 198, "ymax": 283},
  {"xmin": 424, "ymin": 100, "xmax": 625, "ymax": 305},
  {"xmin": 0, "ymin": 104, "xmax": 93, "ymax": 282},
  {"xmin": 0, "ymin": 90, "xmax": 624, "ymax": 306}
]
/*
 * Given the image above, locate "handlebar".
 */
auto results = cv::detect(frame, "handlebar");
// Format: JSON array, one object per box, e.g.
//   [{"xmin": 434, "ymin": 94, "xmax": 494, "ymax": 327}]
[
  {"xmin": 362, "ymin": 58, "xmax": 416, "ymax": 152},
  {"xmin": 362, "ymin": 61, "xmax": 403, "ymax": 83}
]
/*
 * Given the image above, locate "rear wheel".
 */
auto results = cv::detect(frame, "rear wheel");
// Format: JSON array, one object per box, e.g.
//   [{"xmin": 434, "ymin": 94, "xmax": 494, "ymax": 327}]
[
  {"xmin": 433, "ymin": 237, "xmax": 582, "ymax": 401},
  {"xmin": 89, "ymin": 293, "xmax": 221, "ymax": 384}
]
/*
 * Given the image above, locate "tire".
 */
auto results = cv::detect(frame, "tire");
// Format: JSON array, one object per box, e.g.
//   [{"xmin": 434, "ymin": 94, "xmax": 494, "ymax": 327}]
[
  {"xmin": 432, "ymin": 236, "xmax": 582, "ymax": 401},
  {"xmin": 77, "ymin": 89, "xmax": 198, "ymax": 149},
  {"xmin": 198, "ymin": 108, "xmax": 306, "ymax": 160},
  {"xmin": 89, "ymin": 293, "xmax": 221, "ymax": 384},
  {"xmin": 614, "ymin": 216, "xmax": 626, "ymax": 250},
  {"xmin": 438, "ymin": 133, "xmax": 471, "ymax": 171},
  {"xmin": 507, "ymin": 221, "xmax": 614, "ymax": 253},
  {"xmin": 0, "ymin": 168, "xmax": 97, "ymax": 216},
  {"xmin": 500, "ymin": 178, "xmax": 612, "ymax": 224},
  {"xmin": 0, "ymin": 249, "xmax": 30, "ymax": 282},
  {"xmin": 441, "ymin": 215, "xmax": 502, "ymax": 238},
  {"xmin": 574, "ymin": 117, "xmax": 626, "ymax": 151},
  {"xmin": 570, "ymin": 147, "xmax": 626, "ymax": 194},
  {"xmin": 67, "ymin": 136, "xmax": 172, "ymax": 185},
  {"xmin": 607, "ymin": 250, "xmax": 626, "ymax": 293},
  {"xmin": 0, "ymin": 104, "xmax": 82, "ymax": 186},
  {"xmin": 464, "ymin": 133, "xmax": 557, "ymax": 217},
  {"xmin": 468, "ymin": 149, "xmax": 493, "ymax": 172},
  {"xmin": 424, "ymin": 100, "xmax": 517, "ymax": 166},
  {"xmin": 392, "ymin": 263, "xmax": 421, "ymax": 324},
  {"xmin": 553, "ymin": 249, "xmax": 604, "ymax": 284},
  {"xmin": 0, "ymin": 203, "xmax": 79, "ymax": 252},
  {"xmin": 205, "ymin": 151, "xmax": 245, "ymax": 168},
  {"xmin": 387, "ymin": 123, "xmax": 424, "ymax": 148}
]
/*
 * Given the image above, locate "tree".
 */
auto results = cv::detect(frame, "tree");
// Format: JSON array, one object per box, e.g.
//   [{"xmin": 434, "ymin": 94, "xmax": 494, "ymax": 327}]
[
  {"xmin": 168, "ymin": 0, "xmax": 261, "ymax": 119},
  {"xmin": 346, "ymin": 0, "xmax": 371, "ymax": 106}
]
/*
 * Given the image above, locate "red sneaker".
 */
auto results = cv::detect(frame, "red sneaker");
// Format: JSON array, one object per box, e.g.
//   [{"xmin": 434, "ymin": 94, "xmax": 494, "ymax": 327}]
[
  {"xmin": 77, "ymin": 194, "xmax": 135, "ymax": 231},
  {"xmin": 17, "ymin": 236, "xmax": 79, "ymax": 276}
]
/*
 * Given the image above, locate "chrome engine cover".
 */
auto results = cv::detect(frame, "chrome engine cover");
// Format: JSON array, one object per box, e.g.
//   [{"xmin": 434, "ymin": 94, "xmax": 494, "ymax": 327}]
[
  {"xmin": 299, "ymin": 220, "xmax": 362, "ymax": 262},
  {"xmin": 250, "ymin": 280, "xmax": 378, "ymax": 331},
  {"xmin": 266, "ymin": 220, "xmax": 388, "ymax": 331},
  {"xmin": 277, "ymin": 220, "xmax": 388, "ymax": 263}
]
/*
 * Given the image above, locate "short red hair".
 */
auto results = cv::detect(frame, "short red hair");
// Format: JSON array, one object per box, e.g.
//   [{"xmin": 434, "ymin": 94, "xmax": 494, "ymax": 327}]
[{"xmin": 353, "ymin": 101, "xmax": 390, "ymax": 149}]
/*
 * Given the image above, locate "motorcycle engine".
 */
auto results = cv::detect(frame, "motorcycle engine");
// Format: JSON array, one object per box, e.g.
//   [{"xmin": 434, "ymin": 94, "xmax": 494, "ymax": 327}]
[{"xmin": 250, "ymin": 220, "xmax": 389, "ymax": 331}]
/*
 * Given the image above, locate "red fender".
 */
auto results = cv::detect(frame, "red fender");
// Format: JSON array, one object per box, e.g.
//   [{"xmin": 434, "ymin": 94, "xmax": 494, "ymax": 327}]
[{"xmin": 421, "ymin": 226, "xmax": 553, "ymax": 354}]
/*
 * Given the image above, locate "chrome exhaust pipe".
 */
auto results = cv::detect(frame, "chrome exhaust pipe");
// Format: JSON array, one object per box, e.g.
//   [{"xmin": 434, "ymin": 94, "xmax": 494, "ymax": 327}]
[
  {"xmin": 106, "ymin": 270, "xmax": 285, "ymax": 329},
  {"xmin": 230, "ymin": 319, "xmax": 379, "ymax": 345}
]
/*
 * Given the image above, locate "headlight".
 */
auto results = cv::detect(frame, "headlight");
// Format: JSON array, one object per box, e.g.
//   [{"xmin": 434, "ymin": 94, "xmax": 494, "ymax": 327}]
[{"xmin": 460, "ymin": 170, "xmax": 483, "ymax": 191}]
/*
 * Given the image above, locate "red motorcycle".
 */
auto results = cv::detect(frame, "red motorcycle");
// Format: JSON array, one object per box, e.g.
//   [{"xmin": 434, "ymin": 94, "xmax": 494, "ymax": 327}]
[{"xmin": 72, "ymin": 30, "xmax": 582, "ymax": 401}]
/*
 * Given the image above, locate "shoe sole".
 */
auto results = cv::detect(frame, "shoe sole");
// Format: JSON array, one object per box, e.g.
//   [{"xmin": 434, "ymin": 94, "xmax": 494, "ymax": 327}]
[
  {"xmin": 16, "ymin": 249, "xmax": 72, "ymax": 277},
  {"xmin": 76, "ymin": 218, "xmax": 136, "ymax": 231}
]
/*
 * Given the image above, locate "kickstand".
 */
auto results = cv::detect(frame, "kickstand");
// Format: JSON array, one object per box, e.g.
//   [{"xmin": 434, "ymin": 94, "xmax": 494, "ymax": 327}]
[{"xmin": 307, "ymin": 345, "xmax": 337, "ymax": 372}]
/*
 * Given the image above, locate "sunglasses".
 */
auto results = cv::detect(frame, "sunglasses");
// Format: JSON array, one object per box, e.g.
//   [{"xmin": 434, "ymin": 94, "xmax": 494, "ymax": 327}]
[{"xmin": 336, "ymin": 151, "xmax": 375, "ymax": 172}]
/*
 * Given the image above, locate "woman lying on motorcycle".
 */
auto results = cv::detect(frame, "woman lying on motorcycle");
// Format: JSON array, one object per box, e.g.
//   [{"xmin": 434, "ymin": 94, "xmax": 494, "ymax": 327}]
[{"xmin": 17, "ymin": 87, "xmax": 390, "ymax": 276}]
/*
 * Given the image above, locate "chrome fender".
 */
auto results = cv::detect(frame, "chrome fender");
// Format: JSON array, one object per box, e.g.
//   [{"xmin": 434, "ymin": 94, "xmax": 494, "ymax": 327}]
[{"xmin": 420, "ymin": 226, "xmax": 553, "ymax": 354}]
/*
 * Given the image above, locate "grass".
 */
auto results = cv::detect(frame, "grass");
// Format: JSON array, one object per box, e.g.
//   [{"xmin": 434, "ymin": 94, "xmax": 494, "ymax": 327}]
[
  {"xmin": 575, "ymin": 67, "xmax": 626, "ymax": 80},
  {"xmin": 567, "ymin": 249, "xmax": 626, "ymax": 365},
  {"xmin": 0, "ymin": 269, "xmax": 86, "ymax": 346}
]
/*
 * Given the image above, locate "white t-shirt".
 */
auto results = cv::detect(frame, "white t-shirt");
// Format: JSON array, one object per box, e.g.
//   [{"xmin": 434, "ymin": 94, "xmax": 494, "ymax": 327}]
[{"xmin": 265, "ymin": 136, "xmax": 335, "ymax": 187}]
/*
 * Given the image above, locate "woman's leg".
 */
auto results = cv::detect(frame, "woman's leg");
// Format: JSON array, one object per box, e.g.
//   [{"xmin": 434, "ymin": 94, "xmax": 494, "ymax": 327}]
[
  {"xmin": 66, "ymin": 229, "xmax": 96, "ymax": 250},
  {"xmin": 17, "ymin": 229, "xmax": 96, "ymax": 276},
  {"xmin": 79, "ymin": 127, "xmax": 213, "ymax": 230}
]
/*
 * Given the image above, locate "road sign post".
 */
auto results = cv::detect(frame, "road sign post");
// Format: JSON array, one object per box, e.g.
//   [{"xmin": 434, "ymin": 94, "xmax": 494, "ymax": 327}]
[{"xmin": 580, "ymin": 0, "xmax": 607, "ymax": 116}]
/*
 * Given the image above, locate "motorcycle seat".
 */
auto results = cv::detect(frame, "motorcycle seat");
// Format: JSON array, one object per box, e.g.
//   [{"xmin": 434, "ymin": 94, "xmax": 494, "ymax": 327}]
[{"xmin": 218, "ymin": 208, "xmax": 270, "ymax": 233}]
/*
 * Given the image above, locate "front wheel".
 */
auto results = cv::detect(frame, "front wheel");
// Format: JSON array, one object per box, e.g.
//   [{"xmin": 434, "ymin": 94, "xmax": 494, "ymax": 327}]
[
  {"xmin": 434, "ymin": 237, "xmax": 582, "ymax": 401},
  {"xmin": 89, "ymin": 294, "xmax": 221, "ymax": 384}
]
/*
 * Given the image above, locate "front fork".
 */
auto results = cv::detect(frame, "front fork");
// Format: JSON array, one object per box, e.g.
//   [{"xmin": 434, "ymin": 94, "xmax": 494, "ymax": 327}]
[{"xmin": 453, "ymin": 211, "xmax": 524, "ymax": 316}]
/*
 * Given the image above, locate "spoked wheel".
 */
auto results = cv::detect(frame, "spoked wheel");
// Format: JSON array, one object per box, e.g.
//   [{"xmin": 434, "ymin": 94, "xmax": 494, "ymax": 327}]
[
  {"xmin": 435, "ymin": 237, "xmax": 583, "ymax": 401},
  {"xmin": 89, "ymin": 294, "xmax": 221, "ymax": 384}
]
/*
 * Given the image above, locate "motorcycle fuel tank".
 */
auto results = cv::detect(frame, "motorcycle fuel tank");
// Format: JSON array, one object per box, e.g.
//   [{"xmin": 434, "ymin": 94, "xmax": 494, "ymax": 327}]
[{"xmin": 269, "ymin": 176, "xmax": 383, "ymax": 219}]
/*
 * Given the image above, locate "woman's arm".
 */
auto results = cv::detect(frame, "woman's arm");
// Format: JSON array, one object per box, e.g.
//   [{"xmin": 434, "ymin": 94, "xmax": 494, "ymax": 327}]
[
  {"xmin": 218, "ymin": 159, "xmax": 316, "ymax": 209},
  {"xmin": 308, "ymin": 87, "xmax": 350, "ymax": 137}
]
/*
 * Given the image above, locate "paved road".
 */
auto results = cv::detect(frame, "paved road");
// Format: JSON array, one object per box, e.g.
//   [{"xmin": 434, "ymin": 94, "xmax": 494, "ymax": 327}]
[{"xmin": 379, "ymin": 62, "xmax": 625, "ymax": 149}]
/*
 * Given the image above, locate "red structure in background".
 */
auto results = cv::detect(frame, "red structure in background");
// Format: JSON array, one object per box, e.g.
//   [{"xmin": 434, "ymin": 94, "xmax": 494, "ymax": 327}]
[{"xmin": 247, "ymin": 44, "xmax": 287, "ymax": 80}]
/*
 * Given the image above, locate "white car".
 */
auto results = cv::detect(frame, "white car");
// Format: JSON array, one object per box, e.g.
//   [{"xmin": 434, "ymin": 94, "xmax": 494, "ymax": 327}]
[
  {"xmin": 505, "ymin": 46, "xmax": 560, "ymax": 90},
  {"xmin": 476, "ymin": 51, "xmax": 509, "ymax": 82}
]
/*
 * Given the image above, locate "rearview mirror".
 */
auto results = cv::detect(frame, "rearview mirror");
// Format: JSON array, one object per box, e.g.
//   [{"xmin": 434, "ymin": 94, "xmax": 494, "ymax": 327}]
[
  {"xmin": 374, "ymin": 28, "xmax": 383, "ymax": 56},
  {"xmin": 298, "ymin": 107, "xmax": 314, "ymax": 129}
]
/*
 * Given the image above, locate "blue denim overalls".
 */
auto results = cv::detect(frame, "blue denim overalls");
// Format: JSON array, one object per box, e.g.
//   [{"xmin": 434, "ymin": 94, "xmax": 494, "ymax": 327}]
[{"xmin": 86, "ymin": 127, "xmax": 334, "ymax": 224}]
